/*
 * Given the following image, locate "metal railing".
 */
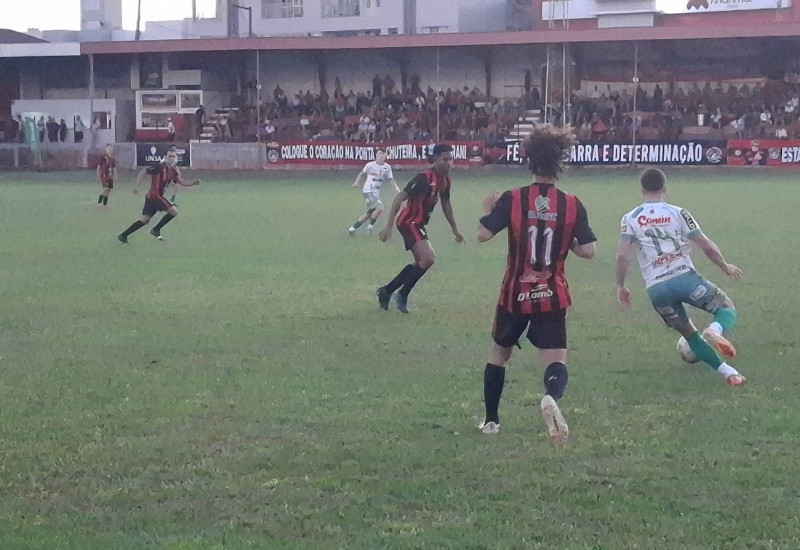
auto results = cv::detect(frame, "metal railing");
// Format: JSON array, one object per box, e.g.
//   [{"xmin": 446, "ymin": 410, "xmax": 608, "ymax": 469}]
[{"xmin": 321, "ymin": 0, "xmax": 361, "ymax": 18}]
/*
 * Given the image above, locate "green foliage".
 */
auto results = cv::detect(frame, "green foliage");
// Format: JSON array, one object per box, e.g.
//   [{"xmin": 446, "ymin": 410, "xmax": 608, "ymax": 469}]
[{"xmin": 1, "ymin": 168, "xmax": 798, "ymax": 548}]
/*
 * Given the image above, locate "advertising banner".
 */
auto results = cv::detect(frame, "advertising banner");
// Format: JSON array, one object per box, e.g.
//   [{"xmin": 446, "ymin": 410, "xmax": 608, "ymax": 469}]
[
  {"xmin": 655, "ymin": 0, "xmax": 791, "ymax": 15},
  {"xmin": 263, "ymin": 141, "xmax": 484, "ymax": 167},
  {"xmin": 487, "ymin": 140, "xmax": 726, "ymax": 166},
  {"xmin": 725, "ymin": 139, "xmax": 800, "ymax": 166},
  {"xmin": 135, "ymin": 142, "xmax": 191, "ymax": 167}
]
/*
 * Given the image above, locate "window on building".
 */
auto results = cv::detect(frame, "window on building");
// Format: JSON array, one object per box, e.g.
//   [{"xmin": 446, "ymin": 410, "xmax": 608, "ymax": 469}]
[
  {"xmin": 262, "ymin": 0, "xmax": 304, "ymax": 19},
  {"xmin": 422, "ymin": 26, "xmax": 447, "ymax": 34},
  {"xmin": 321, "ymin": 0, "xmax": 360, "ymax": 17}
]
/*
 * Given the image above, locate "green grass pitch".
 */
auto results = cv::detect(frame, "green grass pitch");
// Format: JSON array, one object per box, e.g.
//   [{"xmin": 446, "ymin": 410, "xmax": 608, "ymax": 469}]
[{"xmin": 1, "ymin": 167, "xmax": 799, "ymax": 549}]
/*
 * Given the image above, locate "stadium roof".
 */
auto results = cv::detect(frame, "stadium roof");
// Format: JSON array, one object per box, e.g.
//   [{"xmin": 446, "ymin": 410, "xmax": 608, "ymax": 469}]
[
  {"xmin": 81, "ymin": 22, "xmax": 800, "ymax": 55},
  {"xmin": 0, "ymin": 29, "xmax": 48, "ymax": 44}
]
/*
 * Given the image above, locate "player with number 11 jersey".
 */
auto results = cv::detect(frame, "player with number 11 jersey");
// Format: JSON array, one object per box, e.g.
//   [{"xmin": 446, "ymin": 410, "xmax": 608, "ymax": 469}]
[
  {"xmin": 476, "ymin": 124, "xmax": 596, "ymax": 444},
  {"xmin": 484, "ymin": 184, "xmax": 595, "ymax": 314}
]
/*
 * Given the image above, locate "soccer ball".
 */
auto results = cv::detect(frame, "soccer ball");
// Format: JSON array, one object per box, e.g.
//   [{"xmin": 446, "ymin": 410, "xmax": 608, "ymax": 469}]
[{"xmin": 677, "ymin": 337, "xmax": 699, "ymax": 364}]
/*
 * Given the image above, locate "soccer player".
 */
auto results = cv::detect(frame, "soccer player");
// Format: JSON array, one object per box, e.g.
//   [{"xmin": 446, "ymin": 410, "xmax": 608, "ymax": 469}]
[
  {"xmin": 615, "ymin": 168, "xmax": 745, "ymax": 386},
  {"xmin": 96, "ymin": 143, "xmax": 116, "ymax": 207},
  {"xmin": 476, "ymin": 124, "xmax": 597, "ymax": 443},
  {"xmin": 377, "ymin": 144, "xmax": 464, "ymax": 313},
  {"xmin": 347, "ymin": 147, "xmax": 400, "ymax": 236},
  {"xmin": 117, "ymin": 147, "xmax": 199, "ymax": 244}
]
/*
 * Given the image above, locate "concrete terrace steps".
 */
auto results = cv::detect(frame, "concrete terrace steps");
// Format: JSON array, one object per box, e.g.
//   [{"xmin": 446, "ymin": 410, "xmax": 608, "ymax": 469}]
[
  {"xmin": 196, "ymin": 107, "xmax": 240, "ymax": 143},
  {"xmin": 509, "ymin": 109, "xmax": 542, "ymax": 139}
]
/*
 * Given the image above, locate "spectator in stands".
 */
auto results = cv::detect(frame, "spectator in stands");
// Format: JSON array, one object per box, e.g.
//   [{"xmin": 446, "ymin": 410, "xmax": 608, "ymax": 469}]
[
  {"xmin": 167, "ymin": 117, "xmax": 176, "ymax": 142},
  {"xmin": 357, "ymin": 115, "xmax": 369, "ymax": 141},
  {"xmin": 372, "ymin": 74, "xmax": 383, "ymax": 98},
  {"xmin": 384, "ymin": 74, "xmax": 395, "ymax": 97},
  {"xmin": 195, "ymin": 105, "xmax": 205, "ymax": 137},
  {"xmin": 759, "ymin": 106, "xmax": 773, "ymax": 136},
  {"xmin": 46, "ymin": 117, "xmax": 59, "ymax": 143},
  {"xmin": 74, "ymin": 115, "xmax": 85, "ymax": 143},
  {"xmin": 15, "ymin": 114, "xmax": 25, "ymax": 143},
  {"xmin": 37, "ymin": 116, "xmax": 45, "ymax": 142},
  {"xmin": 590, "ymin": 113, "xmax": 607, "ymax": 140},
  {"xmin": 653, "ymin": 84, "xmax": 664, "ymax": 110},
  {"xmin": 347, "ymin": 90, "xmax": 357, "ymax": 114},
  {"xmin": 59, "ymin": 119, "xmax": 67, "ymax": 142},
  {"xmin": 333, "ymin": 92, "xmax": 347, "ymax": 121},
  {"xmin": 263, "ymin": 119, "xmax": 275, "ymax": 141}
]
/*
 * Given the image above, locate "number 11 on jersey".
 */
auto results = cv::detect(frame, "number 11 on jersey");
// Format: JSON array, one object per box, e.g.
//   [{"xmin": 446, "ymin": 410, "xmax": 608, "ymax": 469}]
[{"xmin": 528, "ymin": 225, "xmax": 554, "ymax": 267}]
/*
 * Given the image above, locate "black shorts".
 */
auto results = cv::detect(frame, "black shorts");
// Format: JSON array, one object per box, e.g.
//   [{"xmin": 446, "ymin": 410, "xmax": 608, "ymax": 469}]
[
  {"xmin": 397, "ymin": 222, "xmax": 428, "ymax": 251},
  {"xmin": 102, "ymin": 178, "xmax": 113, "ymax": 189},
  {"xmin": 142, "ymin": 197, "xmax": 172, "ymax": 217},
  {"xmin": 492, "ymin": 307, "xmax": 567, "ymax": 350}
]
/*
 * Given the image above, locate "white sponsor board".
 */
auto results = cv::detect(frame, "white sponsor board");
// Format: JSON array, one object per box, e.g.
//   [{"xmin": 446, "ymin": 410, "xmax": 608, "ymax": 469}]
[
  {"xmin": 656, "ymin": 0, "xmax": 789, "ymax": 13},
  {"xmin": 542, "ymin": 0, "xmax": 789, "ymax": 20}
]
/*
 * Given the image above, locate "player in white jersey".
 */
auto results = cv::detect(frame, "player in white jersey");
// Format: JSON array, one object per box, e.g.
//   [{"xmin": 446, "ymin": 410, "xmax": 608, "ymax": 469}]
[
  {"xmin": 615, "ymin": 168, "xmax": 746, "ymax": 386},
  {"xmin": 347, "ymin": 148, "xmax": 400, "ymax": 235}
]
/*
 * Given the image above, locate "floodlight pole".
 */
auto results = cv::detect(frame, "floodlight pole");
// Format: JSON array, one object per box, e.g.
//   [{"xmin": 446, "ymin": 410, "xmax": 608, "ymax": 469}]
[
  {"xmin": 631, "ymin": 42, "xmax": 639, "ymax": 167},
  {"xmin": 436, "ymin": 48, "xmax": 441, "ymax": 142},
  {"xmin": 544, "ymin": 45, "xmax": 551, "ymax": 123},
  {"xmin": 89, "ymin": 53, "xmax": 96, "ymax": 151},
  {"xmin": 562, "ymin": 42, "xmax": 567, "ymax": 127}
]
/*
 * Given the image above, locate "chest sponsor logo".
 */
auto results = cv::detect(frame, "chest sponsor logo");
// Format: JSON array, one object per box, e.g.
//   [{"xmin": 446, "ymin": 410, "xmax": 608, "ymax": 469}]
[{"xmin": 520, "ymin": 269, "xmax": 552, "ymax": 283}]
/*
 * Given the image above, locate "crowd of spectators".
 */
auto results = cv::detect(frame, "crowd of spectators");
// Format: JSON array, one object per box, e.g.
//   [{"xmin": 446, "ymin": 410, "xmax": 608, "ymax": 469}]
[
  {"xmin": 7, "ymin": 73, "xmax": 800, "ymax": 146},
  {"xmin": 560, "ymin": 79, "xmax": 800, "ymax": 142},
  {"xmin": 201, "ymin": 73, "xmax": 524, "ymax": 144}
]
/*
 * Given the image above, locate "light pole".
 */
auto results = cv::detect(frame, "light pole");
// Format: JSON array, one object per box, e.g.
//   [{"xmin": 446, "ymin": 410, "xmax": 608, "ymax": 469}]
[{"xmin": 232, "ymin": 3, "xmax": 253, "ymax": 37}]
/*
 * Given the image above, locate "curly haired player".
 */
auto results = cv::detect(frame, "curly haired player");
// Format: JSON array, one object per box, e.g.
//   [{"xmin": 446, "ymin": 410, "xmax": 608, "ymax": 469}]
[{"xmin": 477, "ymin": 124, "xmax": 596, "ymax": 444}]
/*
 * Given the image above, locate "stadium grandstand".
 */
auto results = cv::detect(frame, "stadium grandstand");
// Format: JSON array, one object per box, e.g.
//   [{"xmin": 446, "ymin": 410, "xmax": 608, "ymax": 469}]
[{"xmin": 2, "ymin": 0, "xmax": 800, "ymax": 168}]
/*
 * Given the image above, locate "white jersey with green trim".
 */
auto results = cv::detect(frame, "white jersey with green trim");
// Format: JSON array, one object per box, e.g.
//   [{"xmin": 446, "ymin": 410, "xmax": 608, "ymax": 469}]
[
  {"xmin": 361, "ymin": 161, "xmax": 394, "ymax": 195},
  {"xmin": 620, "ymin": 201, "xmax": 702, "ymax": 288}
]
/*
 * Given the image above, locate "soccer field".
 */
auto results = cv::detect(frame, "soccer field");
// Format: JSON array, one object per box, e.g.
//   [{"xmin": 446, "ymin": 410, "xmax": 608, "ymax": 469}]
[{"xmin": 2, "ymin": 167, "xmax": 799, "ymax": 549}]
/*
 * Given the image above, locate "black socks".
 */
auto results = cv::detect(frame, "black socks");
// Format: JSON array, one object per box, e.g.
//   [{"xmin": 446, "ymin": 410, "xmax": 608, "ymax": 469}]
[{"xmin": 483, "ymin": 363, "xmax": 506, "ymax": 424}]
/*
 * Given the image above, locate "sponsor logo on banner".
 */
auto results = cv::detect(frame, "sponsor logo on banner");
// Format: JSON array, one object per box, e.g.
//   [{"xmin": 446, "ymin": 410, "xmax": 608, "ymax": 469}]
[
  {"xmin": 136, "ymin": 143, "xmax": 190, "ymax": 166},
  {"xmin": 706, "ymin": 147, "xmax": 723, "ymax": 164}
]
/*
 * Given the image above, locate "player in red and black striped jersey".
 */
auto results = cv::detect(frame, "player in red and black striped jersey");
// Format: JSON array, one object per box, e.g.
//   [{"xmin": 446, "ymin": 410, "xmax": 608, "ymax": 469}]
[
  {"xmin": 476, "ymin": 124, "xmax": 597, "ymax": 444},
  {"xmin": 376, "ymin": 144, "xmax": 464, "ymax": 313},
  {"xmin": 117, "ymin": 147, "xmax": 200, "ymax": 243},
  {"xmin": 96, "ymin": 144, "xmax": 116, "ymax": 207}
]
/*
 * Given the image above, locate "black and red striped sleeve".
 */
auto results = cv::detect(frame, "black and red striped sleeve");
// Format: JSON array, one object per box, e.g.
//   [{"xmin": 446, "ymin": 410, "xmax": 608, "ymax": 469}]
[{"xmin": 479, "ymin": 191, "xmax": 512, "ymax": 235}]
